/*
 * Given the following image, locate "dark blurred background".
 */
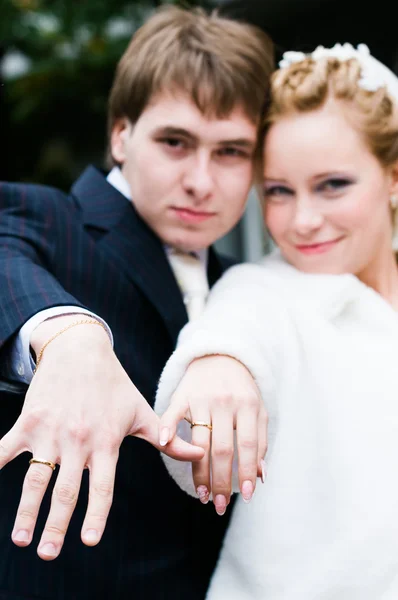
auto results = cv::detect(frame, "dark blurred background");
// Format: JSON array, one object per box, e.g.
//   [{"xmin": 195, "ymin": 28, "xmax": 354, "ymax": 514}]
[{"xmin": 1, "ymin": 0, "xmax": 397, "ymax": 190}]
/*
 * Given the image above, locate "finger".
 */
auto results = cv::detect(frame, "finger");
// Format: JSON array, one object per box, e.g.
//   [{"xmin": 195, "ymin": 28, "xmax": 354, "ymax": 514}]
[
  {"xmin": 81, "ymin": 452, "xmax": 118, "ymax": 547},
  {"xmin": 191, "ymin": 421, "xmax": 212, "ymax": 505},
  {"xmin": 158, "ymin": 394, "xmax": 189, "ymax": 447},
  {"xmin": 37, "ymin": 457, "xmax": 84, "ymax": 561},
  {"xmin": 236, "ymin": 407, "xmax": 260, "ymax": 504},
  {"xmin": 210, "ymin": 410, "xmax": 234, "ymax": 516},
  {"xmin": 135, "ymin": 402, "xmax": 204, "ymax": 462},
  {"xmin": 162, "ymin": 435, "xmax": 205, "ymax": 462},
  {"xmin": 257, "ymin": 409, "xmax": 268, "ymax": 481},
  {"xmin": 12, "ymin": 455, "xmax": 56, "ymax": 548},
  {"xmin": 0, "ymin": 426, "xmax": 28, "ymax": 470}
]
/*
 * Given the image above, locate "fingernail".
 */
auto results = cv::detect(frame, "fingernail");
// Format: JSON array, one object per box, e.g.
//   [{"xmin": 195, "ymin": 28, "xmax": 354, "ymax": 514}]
[
  {"xmin": 14, "ymin": 529, "xmax": 29, "ymax": 543},
  {"xmin": 39, "ymin": 542, "xmax": 57, "ymax": 557},
  {"xmin": 83, "ymin": 529, "xmax": 99, "ymax": 544},
  {"xmin": 159, "ymin": 427, "xmax": 169, "ymax": 447},
  {"xmin": 214, "ymin": 494, "xmax": 227, "ymax": 516},
  {"xmin": 196, "ymin": 485, "xmax": 209, "ymax": 504},
  {"xmin": 242, "ymin": 480, "xmax": 254, "ymax": 503},
  {"xmin": 261, "ymin": 459, "xmax": 267, "ymax": 484}
]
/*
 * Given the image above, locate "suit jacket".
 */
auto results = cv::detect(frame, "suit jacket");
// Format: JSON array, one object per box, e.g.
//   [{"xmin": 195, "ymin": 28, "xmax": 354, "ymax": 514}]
[{"xmin": 0, "ymin": 166, "xmax": 235, "ymax": 600}]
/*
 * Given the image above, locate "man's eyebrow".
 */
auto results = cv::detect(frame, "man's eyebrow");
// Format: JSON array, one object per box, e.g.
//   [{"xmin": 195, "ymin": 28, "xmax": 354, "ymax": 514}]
[
  {"xmin": 153, "ymin": 127, "xmax": 256, "ymax": 149},
  {"xmin": 152, "ymin": 126, "xmax": 198, "ymax": 141}
]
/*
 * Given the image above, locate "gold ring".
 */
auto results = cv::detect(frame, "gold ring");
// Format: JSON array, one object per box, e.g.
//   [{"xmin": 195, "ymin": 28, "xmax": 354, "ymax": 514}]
[
  {"xmin": 29, "ymin": 457, "xmax": 56, "ymax": 471},
  {"xmin": 190, "ymin": 420, "xmax": 213, "ymax": 431}
]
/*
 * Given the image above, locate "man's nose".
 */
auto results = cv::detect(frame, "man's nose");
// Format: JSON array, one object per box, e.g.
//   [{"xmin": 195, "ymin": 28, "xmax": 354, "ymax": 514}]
[{"xmin": 182, "ymin": 154, "xmax": 214, "ymax": 202}]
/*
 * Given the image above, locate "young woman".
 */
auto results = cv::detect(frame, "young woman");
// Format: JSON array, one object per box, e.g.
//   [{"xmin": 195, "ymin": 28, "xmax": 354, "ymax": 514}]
[{"xmin": 155, "ymin": 44, "xmax": 398, "ymax": 599}]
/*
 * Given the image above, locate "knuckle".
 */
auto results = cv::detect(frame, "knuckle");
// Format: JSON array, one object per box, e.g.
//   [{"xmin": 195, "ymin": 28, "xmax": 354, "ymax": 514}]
[
  {"xmin": 213, "ymin": 476, "xmax": 231, "ymax": 494},
  {"xmin": 67, "ymin": 423, "xmax": 91, "ymax": 445},
  {"xmin": 21, "ymin": 408, "xmax": 47, "ymax": 433},
  {"xmin": 93, "ymin": 479, "xmax": 114, "ymax": 499},
  {"xmin": 212, "ymin": 441, "xmax": 234, "ymax": 459},
  {"xmin": 243, "ymin": 393, "xmax": 260, "ymax": 411},
  {"xmin": 17, "ymin": 508, "xmax": 37, "ymax": 522},
  {"xmin": 85, "ymin": 512, "xmax": 108, "ymax": 525},
  {"xmin": 54, "ymin": 483, "xmax": 78, "ymax": 506},
  {"xmin": 26, "ymin": 468, "xmax": 48, "ymax": 489},
  {"xmin": 213, "ymin": 393, "xmax": 234, "ymax": 410},
  {"xmin": 239, "ymin": 437, "xmax": 257, "ymax": 451},
  {"xmin": 44, "ymin": 523, "xmax": 66, "ymax": 537}
]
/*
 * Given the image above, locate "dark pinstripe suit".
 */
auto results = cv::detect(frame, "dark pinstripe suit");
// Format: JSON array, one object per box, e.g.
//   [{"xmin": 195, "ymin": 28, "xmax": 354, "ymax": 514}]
[{"xmin": 0, "ymin": 166, "xmax": 234, "ymax": 600}]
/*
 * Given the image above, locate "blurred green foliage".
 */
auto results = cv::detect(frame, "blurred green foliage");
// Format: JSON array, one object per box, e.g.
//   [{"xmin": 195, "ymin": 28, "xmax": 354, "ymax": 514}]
[{"xmin": 1, "ymin": 0, "xmax": 211, "ymax": 188}]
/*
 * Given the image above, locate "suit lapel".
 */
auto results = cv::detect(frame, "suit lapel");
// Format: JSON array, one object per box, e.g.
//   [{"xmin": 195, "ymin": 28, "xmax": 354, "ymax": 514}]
[{"xmin": 71, "ymin": 166, "xmax": 188, "ymax": 344}]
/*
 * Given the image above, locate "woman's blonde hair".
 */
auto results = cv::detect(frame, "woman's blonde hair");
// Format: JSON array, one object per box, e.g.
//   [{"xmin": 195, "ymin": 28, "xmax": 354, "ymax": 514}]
[{"xmin": 265, "ymin": 56, "xmax": 398, "ymax": 167}]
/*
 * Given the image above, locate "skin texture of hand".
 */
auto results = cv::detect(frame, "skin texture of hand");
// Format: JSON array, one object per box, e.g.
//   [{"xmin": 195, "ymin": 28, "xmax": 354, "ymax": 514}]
[
  {"xmin": 0, "ymin": 316, "xmax": 204, "ymax": 561},
  {"xmin": 159, "ymin": 355, "xmax": 268, "ymax": 515}
]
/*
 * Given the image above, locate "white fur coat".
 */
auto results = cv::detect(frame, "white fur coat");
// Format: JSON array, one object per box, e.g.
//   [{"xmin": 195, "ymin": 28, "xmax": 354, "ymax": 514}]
[{"xmin": 155, "ymin": 251, "xmax": 398, "ymax": 600}]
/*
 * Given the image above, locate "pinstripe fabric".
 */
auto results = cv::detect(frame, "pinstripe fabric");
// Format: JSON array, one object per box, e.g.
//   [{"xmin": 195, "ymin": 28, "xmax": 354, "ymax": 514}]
[{"xmin": 0, "ymin": 167, "xmax": 235, "ymax": 600}]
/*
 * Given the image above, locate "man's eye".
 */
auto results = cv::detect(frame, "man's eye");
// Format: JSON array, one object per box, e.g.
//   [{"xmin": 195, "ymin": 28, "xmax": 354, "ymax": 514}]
[
  {"xmin": 158, "ymin": 137, "xmax": 186, "ymax": 149},
  {"xmin": 218, "ymin": 147, "xmax": 249, "ymax": 158}
]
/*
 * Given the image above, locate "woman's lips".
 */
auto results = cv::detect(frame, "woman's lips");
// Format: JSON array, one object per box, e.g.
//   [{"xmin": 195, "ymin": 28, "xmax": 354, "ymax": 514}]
[
  {"xmin": 295, "ymin": 237, "xmax": 343, "ymax": 255},
  {"xmin": 171, "ymin": 207, "xmax": 215, "ymax": 224}
]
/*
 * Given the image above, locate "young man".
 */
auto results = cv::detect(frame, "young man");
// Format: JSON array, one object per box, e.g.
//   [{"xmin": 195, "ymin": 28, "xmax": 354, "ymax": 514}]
[{"xmin": 0, "ymin": 6, "xmax": 273, "ymax": 599}]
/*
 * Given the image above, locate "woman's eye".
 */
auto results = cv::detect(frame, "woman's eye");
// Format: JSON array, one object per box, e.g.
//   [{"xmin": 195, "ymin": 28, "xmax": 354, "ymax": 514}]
[
  {"xmin": 263, "ymin": 185, "xmax": 293, "ymax": 199},
  {"xmin": 318, "ymin": 178, "xmax": 353, "ymax": 193}
]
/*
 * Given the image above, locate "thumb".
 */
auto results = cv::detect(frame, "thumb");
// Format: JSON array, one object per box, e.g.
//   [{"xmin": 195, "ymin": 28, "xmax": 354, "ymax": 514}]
[
  {"xmin": 132, "ymin": 402, "xmax": 204, "ymax": 462},
  {"xmin": 158, "ymin": 394, "xmax": 189, "ymax": 447}
]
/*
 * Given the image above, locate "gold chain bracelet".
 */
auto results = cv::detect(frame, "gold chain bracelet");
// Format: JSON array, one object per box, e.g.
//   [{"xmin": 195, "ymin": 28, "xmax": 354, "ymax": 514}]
[{"xmin": 33, "ymin": 319, "xmax": 109, "ymax": 374}]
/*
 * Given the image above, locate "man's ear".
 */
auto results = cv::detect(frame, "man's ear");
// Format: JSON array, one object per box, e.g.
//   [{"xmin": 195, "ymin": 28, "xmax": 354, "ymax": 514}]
[{"xmin": 110, "ymin": 118, "xmax": 131, "ymax": 165}]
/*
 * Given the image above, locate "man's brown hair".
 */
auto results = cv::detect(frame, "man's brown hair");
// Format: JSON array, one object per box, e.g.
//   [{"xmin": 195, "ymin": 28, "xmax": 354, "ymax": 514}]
[{"xmin": 107, "ymin": 5, "xmax": 274, "ymax": 153}]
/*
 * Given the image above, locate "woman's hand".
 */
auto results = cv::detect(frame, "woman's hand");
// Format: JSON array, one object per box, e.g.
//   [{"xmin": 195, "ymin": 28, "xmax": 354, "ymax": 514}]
[{"xmin": 159, "ymin": 355, "xmax": 267, "ymax": 515}]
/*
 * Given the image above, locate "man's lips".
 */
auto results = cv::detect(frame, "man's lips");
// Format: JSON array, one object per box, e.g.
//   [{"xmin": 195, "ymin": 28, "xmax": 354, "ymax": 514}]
[
  {"xmin": 171, "ymin": 207, "xmax": 215, "ymax": 224},
  {"xmin": 294, "ymin": 237, "xmax": 344, "ymax": 255}
]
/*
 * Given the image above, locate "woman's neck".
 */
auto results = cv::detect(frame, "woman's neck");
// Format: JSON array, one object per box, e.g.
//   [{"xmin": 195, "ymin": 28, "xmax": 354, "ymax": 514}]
[{"xmin": 357, "ymin": 246, "xmax": 398, "ymax": 310}]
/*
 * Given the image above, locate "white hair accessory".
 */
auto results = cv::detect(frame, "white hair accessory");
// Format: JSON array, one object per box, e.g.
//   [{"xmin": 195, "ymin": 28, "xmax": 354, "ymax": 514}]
[{"xmin": 279, "ymin": 43, "xmax": 398, "ymax": 101}]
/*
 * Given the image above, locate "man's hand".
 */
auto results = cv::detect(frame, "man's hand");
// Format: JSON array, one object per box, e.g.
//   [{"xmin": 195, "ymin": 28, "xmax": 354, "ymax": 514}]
[
  {"xmin": 0, "ymin": 316, "xmax": 203, "ymax": 560},
  {"xmin": 159, "ymin": 355, "xmax": 267, "ymax": 516}
]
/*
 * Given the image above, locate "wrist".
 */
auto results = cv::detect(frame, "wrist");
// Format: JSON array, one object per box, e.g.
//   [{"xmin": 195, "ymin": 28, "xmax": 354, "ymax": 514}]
[{"xmin": 31, "ymin": 316, "xmax": 112, "ymax": 367}]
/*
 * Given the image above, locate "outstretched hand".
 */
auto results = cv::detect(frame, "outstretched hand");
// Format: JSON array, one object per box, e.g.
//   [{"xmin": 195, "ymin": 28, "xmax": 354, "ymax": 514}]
[
  {"xmin": 159, "ymin": 355, "xmax": 267, "ymax": 515},
  {"xmin": 0, "ymin": 318, "xmax": 203, "ymax": 561}
]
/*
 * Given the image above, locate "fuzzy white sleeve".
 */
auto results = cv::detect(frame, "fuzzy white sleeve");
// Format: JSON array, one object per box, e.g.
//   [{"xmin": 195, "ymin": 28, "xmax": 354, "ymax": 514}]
[{"xmin": 155, "ymin": 262, "xmax": 289, "ymax": 497}]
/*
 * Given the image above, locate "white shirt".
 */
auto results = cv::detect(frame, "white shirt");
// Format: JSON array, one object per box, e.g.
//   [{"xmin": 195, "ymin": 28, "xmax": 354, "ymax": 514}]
[{"xmin": 7, "ymin": 167, "xmax": 207, "ymax": 383}]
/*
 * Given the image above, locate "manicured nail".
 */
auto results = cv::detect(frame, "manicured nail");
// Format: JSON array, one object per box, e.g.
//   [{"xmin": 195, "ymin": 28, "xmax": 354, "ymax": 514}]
[
  {"xmin": 159, "ymin": 427, "xmax": 170, "ymax": 447},
  {"xmin": 214, "ymin": 495, "xmax": 227, "ymax": 516},
  {"xmin": 261, "ymin": 459, "xmax": 267, "ymax": 484},
  {"xmin": 242, "ymin": 480, "xmax": 254, "ymax": 503},
  {"xmin": 83, "ymin": 529, "xmax": 99, "ymax": 544},
  {"xmin": 39, "ymin": 542, "xmax": 57, "ymax": 557},
  {"xmin": 13, "ymin": 529, "xmax": 29, "ymax": 543},
  {"xmin": 196, "ymin": 485, "xmax": 209, "ymax": 504}
]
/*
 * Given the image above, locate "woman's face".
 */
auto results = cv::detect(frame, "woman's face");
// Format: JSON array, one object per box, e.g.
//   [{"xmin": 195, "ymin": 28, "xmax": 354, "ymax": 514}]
[{"xmin": 263, "ymin": 101, "xmax": 398, "ymax": 279}]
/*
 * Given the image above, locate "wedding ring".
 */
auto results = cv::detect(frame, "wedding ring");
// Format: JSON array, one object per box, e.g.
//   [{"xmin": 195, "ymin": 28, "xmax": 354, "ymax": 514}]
[
  {"xmin": 184, "ymin": 418, "xmax": 212, "ymax": 431},
  {"xmin": 29, "ymin": 457, "xmax": 57, "ymax": 471}
]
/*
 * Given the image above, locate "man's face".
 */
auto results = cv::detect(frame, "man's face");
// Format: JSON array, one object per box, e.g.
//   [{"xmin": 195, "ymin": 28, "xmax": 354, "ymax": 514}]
[{"xmin": 111, "ymin": 91, "xmax": 258, "ymax": 251}]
